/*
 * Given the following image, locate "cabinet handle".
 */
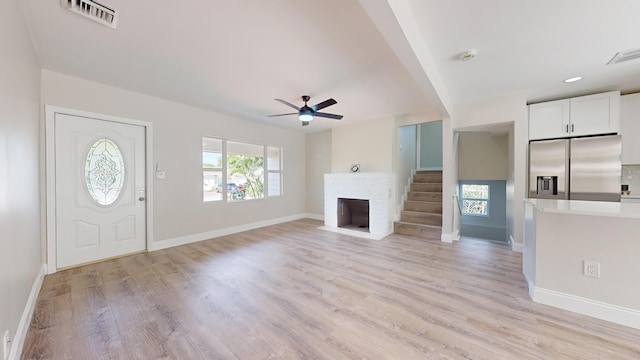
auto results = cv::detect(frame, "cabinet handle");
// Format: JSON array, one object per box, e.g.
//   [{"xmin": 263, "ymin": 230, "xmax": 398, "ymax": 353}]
[
  {"xmin": 565, "ymin": 125, "xmax": 569, "ymax": 133},
  {"xmin": 571, "ymin": 124, "xmax": 574, "ymax": 132}
]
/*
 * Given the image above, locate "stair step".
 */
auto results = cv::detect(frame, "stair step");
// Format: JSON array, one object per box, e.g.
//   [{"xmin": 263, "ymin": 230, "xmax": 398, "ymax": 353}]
[
  {"xmin": 407, "ymin": 192, "xmax": 443, "ymax": 202},
  {"xmin": 400, "ymin": 211, "xmax": 442, "ymax": 226},
  {"xmin": 393, "ymin": 221, "xmax": 442, "ymax": 241},
  {"xmin": 413, "ymin": 173, "xmax": 443, "ymax": 183},
  {"xmin": 404, "ymin": 200, "xmax": 442, "ymax": 213},
  {"xmin": 411, "ymin": 183, "xmax": 442, "ymax": 192}
]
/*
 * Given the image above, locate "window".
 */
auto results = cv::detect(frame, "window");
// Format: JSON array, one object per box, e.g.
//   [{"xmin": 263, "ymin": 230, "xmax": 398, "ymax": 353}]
[
  {"xmin": 460, "ymin": 184, "xmax": 489, "ymax": 216},
  {"xmin": 203, "ymin": 137, "xmax": 223, "ymax": 202},
  {"xmin": 85, "ymin": 138, "xmax": 125, "ymax": 206},
  {"xmin": 267, "ymin": 146, "xmax": 282, "ymax": 196},
  {"xmin": 203, "ymin": 138, "xmax": 281, "ymax": 203},
  {"xmin": 227, "ymin": 141, "xmax": 264, "ymax": 202}
]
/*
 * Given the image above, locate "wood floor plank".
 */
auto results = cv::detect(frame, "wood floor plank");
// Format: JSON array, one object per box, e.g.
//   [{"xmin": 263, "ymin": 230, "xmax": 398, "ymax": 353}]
[{"xmin": 21, "ymin": 219, "xmax": 640, "ymax": 359}]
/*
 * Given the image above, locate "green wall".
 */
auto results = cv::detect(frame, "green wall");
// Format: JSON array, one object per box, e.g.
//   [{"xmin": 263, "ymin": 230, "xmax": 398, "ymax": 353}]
[{"xmin": 419, "ymin": 121, "xmax": 442, "ymax": 170}]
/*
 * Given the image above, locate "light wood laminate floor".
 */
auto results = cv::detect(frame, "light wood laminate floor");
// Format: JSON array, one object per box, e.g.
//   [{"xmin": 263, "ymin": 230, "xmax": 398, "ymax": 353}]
[{"xmin": 23, "ymin": 219, "xmax": 640, "ymax": 359}]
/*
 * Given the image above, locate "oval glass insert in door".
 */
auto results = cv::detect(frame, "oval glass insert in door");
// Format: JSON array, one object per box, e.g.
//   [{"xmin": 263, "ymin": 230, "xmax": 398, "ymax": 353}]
[{"xmin": 84, "ymin": 138, "xmax": 125, "ymax": 206}]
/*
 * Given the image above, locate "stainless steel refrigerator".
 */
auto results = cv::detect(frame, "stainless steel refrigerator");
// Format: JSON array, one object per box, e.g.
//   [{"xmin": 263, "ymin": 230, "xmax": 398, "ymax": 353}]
[{"xmin": 528, "ymin": 134, "xmax": 621, "ymax": 202}]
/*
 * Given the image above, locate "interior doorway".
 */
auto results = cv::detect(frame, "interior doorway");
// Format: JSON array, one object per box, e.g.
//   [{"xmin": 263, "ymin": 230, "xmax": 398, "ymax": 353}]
[{"xmin": 456, "ymin": 129, "xmax": 511, "ymax": 243}]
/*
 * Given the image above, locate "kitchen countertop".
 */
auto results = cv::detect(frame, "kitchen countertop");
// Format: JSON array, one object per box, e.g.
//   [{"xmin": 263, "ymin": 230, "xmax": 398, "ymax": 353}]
[
  {"xmin": 621, "ymin": 194, "xmax": 640, "ymax": 199},
  {"xmin": 525, "ymin": 198, "xmax": 640, "ymax": 219}
]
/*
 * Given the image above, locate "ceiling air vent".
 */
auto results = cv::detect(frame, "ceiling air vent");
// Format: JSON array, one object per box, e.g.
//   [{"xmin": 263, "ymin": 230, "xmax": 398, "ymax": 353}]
[
  {"xmin": 63, "ymin": 0, "xmax": 119, "ymax": 29},
  {"xmin": 607, "ymin": 48, "xmax": 640, "ymax": 65}
]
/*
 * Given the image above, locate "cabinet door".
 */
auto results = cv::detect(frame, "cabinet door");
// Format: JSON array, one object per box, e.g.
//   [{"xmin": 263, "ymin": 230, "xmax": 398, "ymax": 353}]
[
  {"xmin": 569, "ymin": 91, "xmax": 620, "ymax": 137},
  {"xmin": 621, "ymin": 93, "xmax": 640, "ymax": 164},
  {"xmin": 528, "ymin": 99, "xmax": 570, "ymax": 140}
]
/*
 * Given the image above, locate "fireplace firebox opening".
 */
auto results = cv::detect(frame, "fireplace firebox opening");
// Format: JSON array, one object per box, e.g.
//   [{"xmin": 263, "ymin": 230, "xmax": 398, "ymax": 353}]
[{"xmin": 337, "ymin": 198, "xmax": 369, "ymax": 232}]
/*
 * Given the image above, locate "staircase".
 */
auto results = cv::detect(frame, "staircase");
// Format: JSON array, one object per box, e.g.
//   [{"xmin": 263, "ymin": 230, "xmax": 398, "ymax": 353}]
[{"xmin": 394, "ymin": 171, "xmax": 442, "ymax": 240}]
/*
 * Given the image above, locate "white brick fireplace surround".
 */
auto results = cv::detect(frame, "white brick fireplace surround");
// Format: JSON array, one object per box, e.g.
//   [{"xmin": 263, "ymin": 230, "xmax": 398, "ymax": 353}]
[{"xmin": 322, "ymin": 173, "xmax": 394, "ymax": 240}]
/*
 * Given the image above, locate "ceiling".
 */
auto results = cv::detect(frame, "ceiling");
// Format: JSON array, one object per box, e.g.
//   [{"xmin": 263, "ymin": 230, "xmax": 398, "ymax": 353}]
[{"xmin": 20, "ymin": 0, "xmax": 640, "ymax": 133}]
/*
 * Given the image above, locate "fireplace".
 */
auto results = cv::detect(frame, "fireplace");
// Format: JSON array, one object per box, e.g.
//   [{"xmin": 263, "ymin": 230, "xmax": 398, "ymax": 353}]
[
  {"xmin": 322, "ymin": 172, "xmax": 394, "ymax": 240},
  {"xmin": 337, "ymin": 198, "xmax": 369, "ymax": 232}
]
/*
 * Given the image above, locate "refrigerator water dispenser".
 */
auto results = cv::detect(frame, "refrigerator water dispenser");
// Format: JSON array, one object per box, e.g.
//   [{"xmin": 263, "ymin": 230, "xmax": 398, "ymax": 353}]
[{"xmin": 537, "ymin": 176, "xmax": 557, "ymax": 196}]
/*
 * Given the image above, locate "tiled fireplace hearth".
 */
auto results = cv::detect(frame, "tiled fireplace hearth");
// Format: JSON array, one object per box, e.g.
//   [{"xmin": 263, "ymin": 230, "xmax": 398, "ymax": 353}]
[{"xmin": 322, "ymin": 173, "xmax": 394, "ymax": 240}]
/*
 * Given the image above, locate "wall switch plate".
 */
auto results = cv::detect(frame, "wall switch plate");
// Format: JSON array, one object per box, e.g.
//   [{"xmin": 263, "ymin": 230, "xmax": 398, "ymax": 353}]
[
  {"xmin": 583, "ymin": 260, "xmax": 601, "ymax": 278},
  {"xmin": 3, "ymin": 330, "xmax": 10, "ymax": 360}
]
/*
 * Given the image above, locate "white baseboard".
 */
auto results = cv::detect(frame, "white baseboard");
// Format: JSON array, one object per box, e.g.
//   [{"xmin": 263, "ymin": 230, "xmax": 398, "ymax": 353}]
[
  {"xmin": 533, "ymin": 287, "xmax": 640, "ymax": 330},
  {"xmin": 9, "ymin": 264, "xmax": 46, "ymax": 360},
  {"xmin": 509, "ymin": 235, "xmax": 524, "ymax": 253},
  {"xmin": 151, "ymin": 213, "xmax": 312, "ymax": 251},
  {"xmin": 441, "ymin": 232, "xmax": 453, "ymax": 243},
  {"xmin": 526, "ymin": 279, "xmax": 535, "ymax": 299},
  {"xmin": 451, "ymin": 229, "xmax": 460, "ymax": 242},
  {"xmin": 304, "ymin": 213, "xmax": 324, "ymax": 221}
]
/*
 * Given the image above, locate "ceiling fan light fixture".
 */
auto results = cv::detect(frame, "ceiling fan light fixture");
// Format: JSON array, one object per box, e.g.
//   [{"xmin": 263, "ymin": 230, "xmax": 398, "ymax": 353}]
[{"xmin": 298, "ymin": 111, "xmax": 313, "ymax": 122}]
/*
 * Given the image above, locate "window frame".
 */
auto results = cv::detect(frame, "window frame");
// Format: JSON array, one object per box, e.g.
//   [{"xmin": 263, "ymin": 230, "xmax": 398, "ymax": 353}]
[
  {"xmin": 266, "ymin": 145, "xmax": 282, "ymax": 197},
  {"xmin": 202, "ymin": 136, "xmax": 224, "ymax": 203},
  {"xmin": 202, "ymin": 137, "xmax": 283, "ymax": 203},
  {"xmin": 459, "ymin": 183, "xmax": 490, "ymax": 217}
]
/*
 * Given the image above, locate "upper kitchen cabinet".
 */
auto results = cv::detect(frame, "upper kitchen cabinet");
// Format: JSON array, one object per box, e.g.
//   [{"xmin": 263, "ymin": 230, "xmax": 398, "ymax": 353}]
[
  {"xmin": 529, "ymin": 99, "xmax": 570, "ymax": 140},
  {"xmin": 529, "ymin": 91, "xmax": 620, "ymax": 140},
  {"xmin": 570, "ymin": 91, "xmax": 620, "ymax": 137},
  {"xmin": 621, "ymin": 93, "xmax": 640, "ymax": 164}
]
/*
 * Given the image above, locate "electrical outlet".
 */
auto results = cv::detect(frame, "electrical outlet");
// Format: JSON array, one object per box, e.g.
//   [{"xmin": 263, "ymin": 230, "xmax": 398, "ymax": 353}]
[
  {"xmin": 583, "ymin": 260, "xmax": 601, "ymax": 278},
  {"xmin": 3, "ymin": 330, "xmax": 10, "ymax": 360}
]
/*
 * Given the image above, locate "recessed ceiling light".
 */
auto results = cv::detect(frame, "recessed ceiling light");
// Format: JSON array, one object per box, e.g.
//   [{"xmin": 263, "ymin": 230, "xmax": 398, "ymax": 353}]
[{"xmin": 564, "ymin": 76, "xmax": 582, "ymax": 83}]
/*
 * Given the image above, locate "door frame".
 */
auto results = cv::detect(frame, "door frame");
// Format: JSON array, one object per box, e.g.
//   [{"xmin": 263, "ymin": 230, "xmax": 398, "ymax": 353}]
[{"xmin": 45, "ymin": 105, "xmax": 154, "ymax": 274}]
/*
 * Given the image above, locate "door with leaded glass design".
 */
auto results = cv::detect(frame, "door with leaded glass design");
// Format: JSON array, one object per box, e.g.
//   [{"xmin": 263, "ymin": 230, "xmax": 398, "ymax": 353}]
[{"xmin": 55, "ymin": 113, "xmax": 146, "ymax": 269}]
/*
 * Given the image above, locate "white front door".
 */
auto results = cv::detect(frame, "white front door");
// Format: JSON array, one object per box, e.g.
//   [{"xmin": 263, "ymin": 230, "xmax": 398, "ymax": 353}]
[{"xmin": 55, "ymin": 113, "xmax": 146, "ymax": 269}]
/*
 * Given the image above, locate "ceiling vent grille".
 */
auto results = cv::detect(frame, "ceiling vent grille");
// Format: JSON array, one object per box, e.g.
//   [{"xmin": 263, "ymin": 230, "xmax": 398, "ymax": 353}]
[
  {"xmin": 607, "ymin": 48, "xmax": 640, "ymax": 65},
  {"xmin": 63, "ymin": 0, "xmax": 119, "ymax": 29}
]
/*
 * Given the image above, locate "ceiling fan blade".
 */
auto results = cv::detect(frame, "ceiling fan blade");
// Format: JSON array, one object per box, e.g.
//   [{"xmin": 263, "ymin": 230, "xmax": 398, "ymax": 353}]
[
  {"xmin": 275, "ymin": 98, "xmax": 300, "ymax": 110},
  {"xmin": 268, "ymin": 113, "xmax": 298, "ymax": 117},
  {"xmin": 302, "ymin": 121, "xmax": 310, "ymax": 126},
  {"xmin": 311, "ymin": 98, "xmax": 337, "ymax": 111},
  {"xmin": 314, "ymin": 112, "xmax": 343, "ymax": 120}
]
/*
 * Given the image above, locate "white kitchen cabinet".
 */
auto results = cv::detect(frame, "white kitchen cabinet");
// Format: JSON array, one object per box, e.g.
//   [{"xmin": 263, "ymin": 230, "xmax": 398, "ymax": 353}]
[
  {"xmin": 569, "ymin": 91, "xmax": 620, "ymax": 137},
  {"xmin": 528, "ymin": 99, "xmax": 570, "ymax": 140},
  {"xmin": 528, "ymin": 91, "xmax": 620, "ymax": 140},
  {"xmin": 621, "ymin": 93, "xmax": 640, "ymax": 164}
]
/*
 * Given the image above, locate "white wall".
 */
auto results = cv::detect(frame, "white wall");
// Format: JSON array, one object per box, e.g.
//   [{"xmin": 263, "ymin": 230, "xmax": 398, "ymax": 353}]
[
  {"xmin": 331, "ymin": 117, "xmax": 394, "ymax": 173},
  {"xmin": 532, "ymin": 209, "xmax": 640, "ymax": 328},
  {"xmin": 41, "ymin": 70, "xmax": 306, "ymax": 245},
  {"xmin": 506, "ymin": 126, "xmax": 516, "ymax": 247},
  {"xmin": 0, "ymin": 0, "xmax": 42, "ymax": 353},
  {"xmin": 441, "ymin": 117, "xmax": 457, "ymax": 242},
  {"xmin": 457, "ymin": 132, "xmax": 508, "ymax": 180},
  {"xmin": 396, "ymin": 125, "xmax": 417, "ymax": 208},
  {"xmin": 621, "ymin": 93, "xmax": 640, "ymax": 165},
  {"xmin": 305, "ymin": 130, "xmax": 332, "ymax": 217}
]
